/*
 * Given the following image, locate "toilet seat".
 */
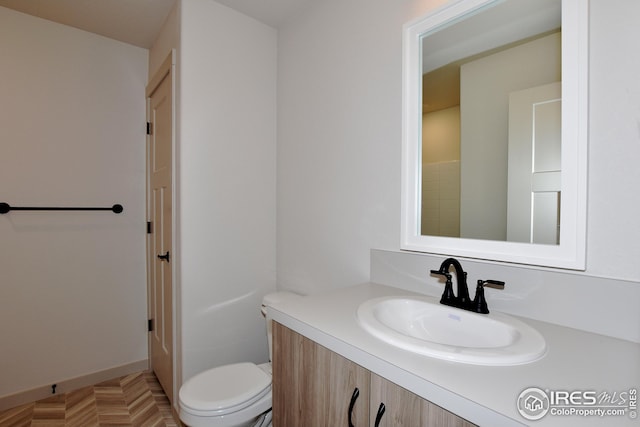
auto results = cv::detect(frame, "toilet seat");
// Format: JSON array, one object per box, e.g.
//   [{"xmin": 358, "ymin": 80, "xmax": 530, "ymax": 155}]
[{"xmin": 179, "ymin": 362, "xmax": 271, "ymax": 417}]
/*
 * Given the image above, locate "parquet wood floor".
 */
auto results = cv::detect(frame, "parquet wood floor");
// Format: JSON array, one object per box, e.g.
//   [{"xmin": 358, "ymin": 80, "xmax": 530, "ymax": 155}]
[{"xmin": 0, "ymin": 371, "xmax": 179, "ymax": 427}]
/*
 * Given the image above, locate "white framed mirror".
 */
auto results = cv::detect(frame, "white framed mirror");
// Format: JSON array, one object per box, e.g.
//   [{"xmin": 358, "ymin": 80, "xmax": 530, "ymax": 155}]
[{"xmin": 401, "ymin": 0, "xmax": 588, "ymax": 269}]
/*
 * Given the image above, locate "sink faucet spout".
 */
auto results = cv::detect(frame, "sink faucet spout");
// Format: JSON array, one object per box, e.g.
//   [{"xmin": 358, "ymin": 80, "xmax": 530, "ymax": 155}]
[{"xmin": 430, "ymin": 258, "xmax": 471, "ymax": 308}]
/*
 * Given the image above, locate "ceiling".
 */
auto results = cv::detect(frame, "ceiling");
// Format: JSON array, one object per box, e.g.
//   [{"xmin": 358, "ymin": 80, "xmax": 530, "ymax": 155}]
[{"xmin": 0, "ymin": 0, "xmax": 311, "ymax": 49}]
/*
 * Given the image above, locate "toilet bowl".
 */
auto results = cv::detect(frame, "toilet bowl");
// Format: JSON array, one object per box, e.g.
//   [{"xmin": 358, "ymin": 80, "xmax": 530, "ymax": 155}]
[
  {"xmin": 178, "ymin": 292, "xmax": 299, "ymax": 427},
  {"xmin": 179, "ymin": 362, "xmax": 272, "ymax": 427}
]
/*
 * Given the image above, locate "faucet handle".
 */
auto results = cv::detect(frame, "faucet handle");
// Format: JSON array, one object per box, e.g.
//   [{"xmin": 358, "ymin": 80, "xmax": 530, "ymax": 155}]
[
  {"xmin": 481, "ymin": 279, "xmax": 505, "ymax": 289},
  {"xmin": 440, "ymin": 275, "xmax": 456, "ymax": 306},
  {"xmin": 431, "ymin": 269, "xmax": 457, "ymax": 306},
  {"xmin": 470, "ymin": 279, "xmax": 505, "ymax": 314}
]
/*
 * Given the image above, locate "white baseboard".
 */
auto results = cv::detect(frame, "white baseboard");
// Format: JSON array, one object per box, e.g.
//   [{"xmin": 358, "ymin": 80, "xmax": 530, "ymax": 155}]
[{"xmin": 0, "ymin": 359, "xmax": 149, "ymax": 412}]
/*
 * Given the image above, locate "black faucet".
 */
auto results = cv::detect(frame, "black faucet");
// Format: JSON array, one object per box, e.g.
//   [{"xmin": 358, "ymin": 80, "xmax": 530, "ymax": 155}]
[
  {"xmin": 430, "ymin": 258, "xmax": 471, "ymax": 309},
  {"xmin": 430, "ymin": 258, "xmax": 505, "ymax": 314}
]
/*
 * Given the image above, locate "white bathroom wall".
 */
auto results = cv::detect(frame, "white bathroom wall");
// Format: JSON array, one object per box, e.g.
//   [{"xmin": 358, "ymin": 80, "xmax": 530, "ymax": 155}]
[
  {"xmin": 277, "ymin": 0, "xmax": 640, "ymax": 342},
  {"xmin": 586, "ymin": 0, "xmax": 640, "ymax": 281},
  {"xmin": 0, "ymin": 6, "xmax": 148, "ymax": 399},
  {"xmin": 277, "ymin": 0, "xmax": 447, "ymax": 295},
  {"xmin": 178, "ymin": 0, "xmax": 277, "ymax": 382}
]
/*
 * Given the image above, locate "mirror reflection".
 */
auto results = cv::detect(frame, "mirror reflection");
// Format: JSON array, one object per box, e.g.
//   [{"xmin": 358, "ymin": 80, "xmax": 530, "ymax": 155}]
[{"xmin": 419, "ymin": 0, "xmax": 561, "ymax": 244}]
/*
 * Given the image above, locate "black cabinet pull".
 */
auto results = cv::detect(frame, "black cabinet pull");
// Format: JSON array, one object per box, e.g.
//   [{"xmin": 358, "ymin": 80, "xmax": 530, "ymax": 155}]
[
  {"xmin": 348, "ymin": 387, "xmax": 360, "ymax": 427},
  {"xmin": 157, "ymin": 251, "xmax": 170, "ymax": 263},
  {"xmin": 374, "ymin": 402, "xmax": 386, "ymax": 427}
]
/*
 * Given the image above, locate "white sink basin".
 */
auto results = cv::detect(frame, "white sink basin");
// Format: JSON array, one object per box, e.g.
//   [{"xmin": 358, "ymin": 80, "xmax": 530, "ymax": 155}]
[{"xmin": 357, "ymin": 296, "xmax": 546, "ymax": 365}]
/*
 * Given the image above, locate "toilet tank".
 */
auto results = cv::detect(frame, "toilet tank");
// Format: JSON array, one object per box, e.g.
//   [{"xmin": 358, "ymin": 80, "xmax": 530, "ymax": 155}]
[{"xmin": 262, "ymin": 291, "xmax": 301, "ymax": 361}]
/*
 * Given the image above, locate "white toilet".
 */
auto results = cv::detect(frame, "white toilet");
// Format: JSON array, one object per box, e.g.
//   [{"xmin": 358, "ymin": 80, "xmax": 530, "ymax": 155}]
[{"xmin": 178, "ymin": 292, "xmax": 298, "ymax": 427}]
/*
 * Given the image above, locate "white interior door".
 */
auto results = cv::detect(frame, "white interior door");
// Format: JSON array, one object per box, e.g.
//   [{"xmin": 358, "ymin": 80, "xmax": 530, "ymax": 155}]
[
  {"xmin": 507, "ymin": 82, "xmax": 561, "ymax": 244},
  {"xmin": 146, "ymin": 55, "xmax": 174, "ymax": 403}
]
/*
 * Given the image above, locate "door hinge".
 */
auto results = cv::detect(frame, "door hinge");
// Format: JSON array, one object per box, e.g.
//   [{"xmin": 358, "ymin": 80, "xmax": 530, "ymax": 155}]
[
  {"xmin": 147, "ymin": 221, "xmax": 152, "ymax": 234},
  {"xmin": 148, "ymin": 319, "xmax": 154, "ymax": 332},
  {"xmin": 146, "ymin": 122, "xmax": 152, "ymax": 135}
]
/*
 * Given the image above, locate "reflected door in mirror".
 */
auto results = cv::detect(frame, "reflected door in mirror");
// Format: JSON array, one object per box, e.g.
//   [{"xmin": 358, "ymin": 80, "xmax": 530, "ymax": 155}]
[{"xmin": 507, "ymin": 82, "xmax": 561, "ymax": 244}]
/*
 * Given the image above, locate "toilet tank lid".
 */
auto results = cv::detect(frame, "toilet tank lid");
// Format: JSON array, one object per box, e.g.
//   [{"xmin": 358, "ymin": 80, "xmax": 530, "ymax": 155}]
[{"xmin": 179, "ymin": 362, "xmax": 271, "ymax": 413}]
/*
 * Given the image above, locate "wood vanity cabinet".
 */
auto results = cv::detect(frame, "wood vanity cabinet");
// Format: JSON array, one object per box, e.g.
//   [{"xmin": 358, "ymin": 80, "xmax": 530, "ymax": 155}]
[
  {"xmin": 272, "ymin": 320, "xmax": 370, "ymax": 426},
  {"xmin": 272, "ymin": 322, "xmax": 476, "ymax": 427}
]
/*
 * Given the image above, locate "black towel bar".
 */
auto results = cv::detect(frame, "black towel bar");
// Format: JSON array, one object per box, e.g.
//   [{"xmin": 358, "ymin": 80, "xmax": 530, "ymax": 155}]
[{"xmin": 0, "ymin": 202, "xmax": 123, "ymax": 214}]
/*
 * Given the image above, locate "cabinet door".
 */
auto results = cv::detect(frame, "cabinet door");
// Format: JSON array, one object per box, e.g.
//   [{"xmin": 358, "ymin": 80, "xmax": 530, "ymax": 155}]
[
  {"xmin": 422, "ymin": 400, "xmax": 477, "ymax": 427},
  {"xmin": 370, "ymin": 374, "xmax": 477, "ymax": 427},
  {"xmin": 370, "ymin": 373, "xmax": 422, "ymax": 426},
  {"xmin": 273, "ymin": 322, "xmax": 371, "ymax": 427}
]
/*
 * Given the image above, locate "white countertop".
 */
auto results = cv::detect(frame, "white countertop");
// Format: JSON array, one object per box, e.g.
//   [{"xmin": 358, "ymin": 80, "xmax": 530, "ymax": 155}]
[{"xmin": 267, "ymin": 283, "xmax": 640, "ymax": 427}]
